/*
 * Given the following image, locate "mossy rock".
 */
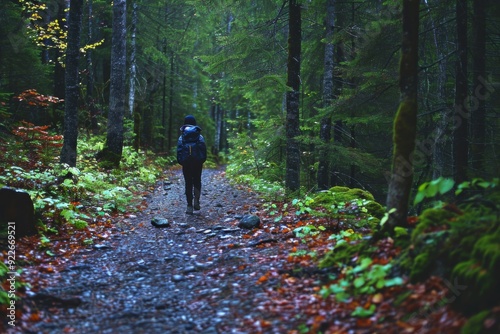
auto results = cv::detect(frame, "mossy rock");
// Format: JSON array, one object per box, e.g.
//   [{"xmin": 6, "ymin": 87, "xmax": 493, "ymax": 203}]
[
  {"xmin": 329, "ymin": 186, "xmax": 350, "ymax": 193},
  {"xmin": 365, "ymin": 201, "xmax": 385, "ymax": 219},
  {"xmin": 346, "ymin": 188, "xmax": 375, "ymax": 201},
  {"xmin": 313, "ymin": 191, "xmax": 335, "ymax": 206},
  {"xmin": 411, "ymin": 208, "xmax": 457, "ymax": 242}
]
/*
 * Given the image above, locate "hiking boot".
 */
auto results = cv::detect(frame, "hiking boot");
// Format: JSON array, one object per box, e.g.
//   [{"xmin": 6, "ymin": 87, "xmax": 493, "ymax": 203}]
[
  {"xmin": 186, "ymin": 205, "xmax": 194, "ymax": 214},
  {"xmin": 194, "ymin": 188, "xmax": 201, "ymax": 210}
]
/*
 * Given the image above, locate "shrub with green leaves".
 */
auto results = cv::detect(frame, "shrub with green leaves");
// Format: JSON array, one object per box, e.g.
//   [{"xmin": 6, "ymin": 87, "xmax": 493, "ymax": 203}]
[
  {"xmin": 319, "ymin": 257, "xmax": 404, "ymax": 305},
  {"xmin": 401, "ymin": 177, "xmax": 499, "ymax": 317}
]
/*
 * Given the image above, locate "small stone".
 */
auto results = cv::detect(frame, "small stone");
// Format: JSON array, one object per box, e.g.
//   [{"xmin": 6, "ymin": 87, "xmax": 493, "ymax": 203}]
[
  {"xmin": 151, "ymin": 217, "xmax": 170, "ymax": 228},
  {"xmin": 183, "ymin": 266, "xmax": 197, "ymax": 273},
  {"xmin": 93, "ymin": 244, "xmax": 111, "ymax": 250},
  {"xmin": 172, "ymin": 274, "xmax": 185, "ymax": 282},
  {"xmin": 238, "ymin": 214, "xmax": 261, "ymax": 229}
]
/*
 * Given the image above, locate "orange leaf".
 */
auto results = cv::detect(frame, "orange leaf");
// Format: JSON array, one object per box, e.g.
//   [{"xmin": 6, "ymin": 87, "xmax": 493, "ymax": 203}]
[
  {"xmin": 356, "ymin": 318, "xmax": 373, "ymax": 327},
  {"xmin": 257, "ymin": 274, "xmax": 268, "ymax": 284}
]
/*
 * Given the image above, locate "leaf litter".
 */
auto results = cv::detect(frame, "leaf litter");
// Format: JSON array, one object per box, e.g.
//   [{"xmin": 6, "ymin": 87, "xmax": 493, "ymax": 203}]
[{"xmin": 3, "ymin": 168, "xmax": 467, "ymax": 333}]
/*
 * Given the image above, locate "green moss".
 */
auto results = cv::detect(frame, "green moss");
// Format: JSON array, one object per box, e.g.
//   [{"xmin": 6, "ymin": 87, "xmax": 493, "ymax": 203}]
[
  {"xmin": 313, "ymin": 191, "xmax": 335, "ymax": 206},
  {"xmin": 411, "ymin": 208, "xmax": 457, "ymax": 242},
  {"xmin": 409, "ymin": 252, "xmax": 431, "ymax": 281},
  {"xmin": 365, "ymin": 201, "xmax": 385, "ymax": 219},
  {"xmin": 472, "ymin": 232, "xmax": 500, "ymax": 271},
  {"xmin": 452, "ymin": 259, "xmax": 499, "ymax": 313},
  {"xmin": 346, "ymin": 188, "xmax": 375, "ymax": 201},
  {"xmin": 329, "ymin": 186, "xmax": 350, "ymax": 193},
  {"xmin": 319, "ymin": 241, "xmax": 366, "ymax": 269},
  {"xmin": 461, "ymin": 310, "xmax": 493, "ymax": 334}
]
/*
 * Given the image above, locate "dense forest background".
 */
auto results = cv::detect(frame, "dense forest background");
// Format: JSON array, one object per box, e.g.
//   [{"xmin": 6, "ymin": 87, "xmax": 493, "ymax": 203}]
[
  {"xmin": 1, "ymin": 1, "xmax": 500, "ymax": 332},
  {"xmin": 1, "ymin": 0, "xmax": 499, "ymax": 202}
]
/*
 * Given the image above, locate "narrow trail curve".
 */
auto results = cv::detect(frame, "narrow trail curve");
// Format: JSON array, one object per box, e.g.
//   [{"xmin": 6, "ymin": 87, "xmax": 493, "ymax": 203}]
[{"xmin": 21, "ymin": 168, "xmax": 296, "ymax": 334}]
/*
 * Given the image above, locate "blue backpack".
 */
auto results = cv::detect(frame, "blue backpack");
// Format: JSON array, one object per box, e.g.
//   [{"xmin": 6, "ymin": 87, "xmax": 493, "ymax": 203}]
[{"xmin": 177, "ymin": 126, "xmax": 207, "ymax": 165}]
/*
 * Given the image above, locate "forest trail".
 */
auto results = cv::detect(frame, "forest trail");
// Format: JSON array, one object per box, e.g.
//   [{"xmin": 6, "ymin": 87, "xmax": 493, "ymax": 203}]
[
  {"xmin": 17, "ymin": 167, "xmax": 299, "ymax": 333},
  {"xmin": 10, "ymin": 167, "xmax": 469, "ymax": 334}
]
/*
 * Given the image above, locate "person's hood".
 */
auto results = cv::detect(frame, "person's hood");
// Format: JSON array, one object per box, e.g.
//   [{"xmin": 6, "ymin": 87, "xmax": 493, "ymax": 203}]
[{"xmin": 180, "ymin": 124, "xmax": 202, "ymax": 132}]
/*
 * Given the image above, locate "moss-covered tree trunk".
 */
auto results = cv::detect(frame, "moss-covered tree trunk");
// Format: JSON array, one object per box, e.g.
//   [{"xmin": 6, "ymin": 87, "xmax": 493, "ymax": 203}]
[
  {"xmin": 60, "ymin": 0, "xmax": 83, "ymax": 167},
  {"xmin": 285, "ymin": 0, "xmax": 301, "ymax": 192},
  {"xmin": 384, "ymin": 0, "xmax": 420, "ymax": 232},
  {"xmin": 99, "ymin": 0, "xmax": 127, "ymax": 168}
]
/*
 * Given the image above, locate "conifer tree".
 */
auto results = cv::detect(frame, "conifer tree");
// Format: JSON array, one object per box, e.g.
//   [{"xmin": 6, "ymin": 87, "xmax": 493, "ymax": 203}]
[
  {"xmin": 285, "ymin": 0, "xmax": 302, "ymax": 192},
  {"xmin": 60, "ymin": 0, "xmax": 83, "ymax": 167},
  {"xmin": 99, "ymin": 0, "xmax": 127, "ymax": 168}
]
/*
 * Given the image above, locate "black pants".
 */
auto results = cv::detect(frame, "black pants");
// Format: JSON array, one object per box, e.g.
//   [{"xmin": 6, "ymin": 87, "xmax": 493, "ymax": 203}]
[{"xmin": 182, "ymin": 163, "xmax": 203, "ymax": 205}]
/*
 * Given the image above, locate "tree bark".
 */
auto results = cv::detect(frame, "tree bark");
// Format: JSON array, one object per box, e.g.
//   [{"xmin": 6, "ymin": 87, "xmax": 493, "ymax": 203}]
[
  {"xmin": 86, "ymin": 0, "xmax": 99, "ymax": 135},
  {"xmin": 129, "ymin": 1, "xmax": 137, "ymax": 118},
  {"xmin": 100, "ymin": 0, "xmax": 127, "ymax": 168},
  {"xmin": 384, "ymin": 0, "xmax": 419, "ymax": 231},
  {"xmin": 453, "ymin": 0, "xmax": 468, "ymax": 183},
  {"xmin": 60, "ymin": 0, "xmax": 83, "ymax": 167},
  {"xmin": 285, "ymin": 0, "xmax": 301, "ymax": 192},
  {"xmin": 317, "ymin": 0, "xmax": 335, "ymax": 190},
  {"xmin": 471, "ymin": 0, "xmax": 486, "ymax": 175}
]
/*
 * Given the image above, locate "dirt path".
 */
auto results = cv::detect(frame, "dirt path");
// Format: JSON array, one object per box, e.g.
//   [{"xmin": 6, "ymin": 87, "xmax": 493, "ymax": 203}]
[{"xmin": 18, "ymin": 168, "xmax": 299, "ymax": 334}]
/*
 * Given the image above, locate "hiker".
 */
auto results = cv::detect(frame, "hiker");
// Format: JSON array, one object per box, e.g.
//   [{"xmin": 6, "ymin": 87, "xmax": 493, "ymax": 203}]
[{"xmin": 176, "ymin": 115, "xmax": 207, "ymax": 214}]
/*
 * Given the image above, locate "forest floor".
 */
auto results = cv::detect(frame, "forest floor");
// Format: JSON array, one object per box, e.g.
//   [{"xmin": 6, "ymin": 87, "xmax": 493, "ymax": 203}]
[{"xmin": 6, "ymin": 167, "xmax": 467, "ymax": 333}]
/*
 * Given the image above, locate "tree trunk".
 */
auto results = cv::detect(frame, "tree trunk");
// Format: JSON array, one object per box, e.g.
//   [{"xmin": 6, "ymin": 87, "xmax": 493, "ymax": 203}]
[
  {"xmin": 86, "ymin": 0, "xmax": 99, "ymax": 135},
  {"xmin": 100, "ymin": 0, "xmax": 127, "ymax": 168},
  {"xmin": 384, "ymin": 0, "xmax": 419, "ymax": 231},
  {"xmin": 285, "ymin": 0, "xmax": 301, "ymax": 192},
  {"xmin": 60, "ymin": 0, "xmax": 83, "ymax": 167},
  {"xmin": 471, "ymin": 0, "xmax": 486, "ymax": 175},
  {"xmin": 168, "ymin": 52, "xmax": 174, "ymax": 150},
  {"xmin": 453, "ymin": 0, "xmax": 468, "ymax": 183},
  {"xmin": 317, "ymin": 0, "xmax": 335, "ymax": 190},
  {"xmin": 129, "ymin": 1, "xmax": 137, "ymax": 118},
  {"xmin": 424, "ymin": 0, "xmax": 449, "ymax": 179}
]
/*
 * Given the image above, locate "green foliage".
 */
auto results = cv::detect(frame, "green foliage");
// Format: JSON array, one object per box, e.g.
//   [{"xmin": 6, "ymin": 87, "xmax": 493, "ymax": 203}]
[
  {"xmin": 460, "ymin": 309, "xmax": 498, "ymax": 334},
  {"xmin": 320, "ymin": 257, "xmax": 404, "ymax": 302},
  {"xmin": 312, "ymin": 186, "xmax": 384, "ymax": 228},
  {"xmin": 293, "ymin": 225, "xmax": 326, "ymax": 238},
  {"xmin": 291, "ymin": 196, "xmax": 315, "ymax": 216},
  {"xmin": 414, "ymin": 177, "xmax": 455, "ymax": 205},
  {"xmin": 0, "ymin": 262, "xmax": 27, "ymax": 307},
  {"xmin": 399, "ymin": 178, "xmax": 500, "ymax": 315},
  {"xmin": 319, "ymin": 239, "xmax": 367, "ymax": 269}
]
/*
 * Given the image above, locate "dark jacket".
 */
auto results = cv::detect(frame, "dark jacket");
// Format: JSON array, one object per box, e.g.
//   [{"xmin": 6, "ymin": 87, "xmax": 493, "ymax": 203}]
[{"xmin": 177, "ymin": 125, "xmax": 207, "ymax": 165}]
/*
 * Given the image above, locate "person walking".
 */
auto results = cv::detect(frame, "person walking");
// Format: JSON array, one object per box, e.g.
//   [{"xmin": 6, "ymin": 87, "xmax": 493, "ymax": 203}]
[{"xmin": 177, "ymin": 115, "xmax": 207, "ymax": 214}]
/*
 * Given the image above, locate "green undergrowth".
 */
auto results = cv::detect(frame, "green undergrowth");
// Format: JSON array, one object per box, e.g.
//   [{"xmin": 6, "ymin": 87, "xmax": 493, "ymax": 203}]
[
  {"xmin": 224, "ymin": 162, "xmax": 499, "ymax": 331},
  {"xmin": 0, "ymin": 135, "xmax": 173, "ymax": 308},
  {"xmin": 400, "ymin": 178, "xmax": 499, "ymax": 332},
  {"xmin": 1, "ymin": 141, "xmax": 169, "ymax": 234}
]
